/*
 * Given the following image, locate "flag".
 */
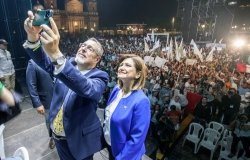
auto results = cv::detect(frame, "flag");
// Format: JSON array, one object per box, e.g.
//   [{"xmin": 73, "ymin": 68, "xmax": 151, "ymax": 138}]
[
  {"xmin": 154, "ymin": 56, "xmax": 167, "ymax": 68},
  {"xmin": 206, "ymin": 39, "xmax": 217, "ymax": 62},
  {"xmin": 151, "ymin": 30, "xmax": 154, "ymax": 42},
  {"xmin": 144, "ymin": 56, "xmax": 155, "ymax": 66},
  {"xmin": 219, "ymin": 38, "xmax": 223, "ymax": 44},
  {"xmin": 190, "ymin": 39, "xmax": 203, "ymax": 62},
  {"xmin": 149, "ymin": 39, "xmax": 160, "ymax": 52},
  {"xmin": 145, "ymin": 35, "xmax": 150, "ymax": 42},
  {"xmin": 236, "ymin": 63, "xmax": 250, "ymax": 73},
  {"xmin": 155, "ymin": 36, "xmax": 158, "ymax": 43},
  {"xmin": 144, "ymin": 38, "xmax": 149, "ymax": 52},
  {"xmin": 168, "ymin": 38, "xmax": 173, "ymax": 61},
  {"xmin": 186, "ymin": 59, "xmax": 197, "ymax": 65},
  {"xmin": 206, "ymin": 47, "xmax": 215, "ymax": 62},
  {"xmin": 166, "ymin": 34, "xmax": 169, "ymax": 47},
  {"xmin": 178, "ymin": 38, "xmax": 184, "ymax": 58}
]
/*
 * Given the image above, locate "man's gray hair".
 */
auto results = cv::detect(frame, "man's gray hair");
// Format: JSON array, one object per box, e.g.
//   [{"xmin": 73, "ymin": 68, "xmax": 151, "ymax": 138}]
[{"xmin": 89, "ymin": 37, "xmax": 104, "ymax": 57}]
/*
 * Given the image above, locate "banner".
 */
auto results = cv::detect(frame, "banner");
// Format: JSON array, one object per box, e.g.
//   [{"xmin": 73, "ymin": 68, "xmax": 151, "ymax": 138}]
[
  {"xmin": 144, "ymin": 56, "xmax": 155, "ymax": 66},
  {"xmin": 186, "ymin": 59, "xmax": 197, "ymax": 65},
  {"xmin": 154, "ymin": 56, "xmax": 167, "ymax": 68}
]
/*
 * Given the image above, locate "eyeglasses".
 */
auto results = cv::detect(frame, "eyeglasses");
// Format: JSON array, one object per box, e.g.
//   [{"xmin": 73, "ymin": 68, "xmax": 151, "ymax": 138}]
[{"xmin": 79, "ymin": 43, "xmax": 95, "ymax": 53}]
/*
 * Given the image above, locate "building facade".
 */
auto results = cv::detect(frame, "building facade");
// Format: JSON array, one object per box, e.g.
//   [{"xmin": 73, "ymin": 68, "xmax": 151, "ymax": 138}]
[{"xmin": 42, "ymin": 0, "xmax": 99, "ymax": 33}]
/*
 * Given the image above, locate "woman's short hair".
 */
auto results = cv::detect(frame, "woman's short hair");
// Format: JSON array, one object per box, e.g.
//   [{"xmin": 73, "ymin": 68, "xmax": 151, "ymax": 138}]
[{"xmin": 117, "ymin": 54, "xmax": 148, "ymax": 91}]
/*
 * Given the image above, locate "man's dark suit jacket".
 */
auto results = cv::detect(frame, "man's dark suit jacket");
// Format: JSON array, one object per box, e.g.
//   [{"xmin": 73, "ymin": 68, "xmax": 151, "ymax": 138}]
[
  {"xmin": 26, "ymin": 59, "xmax": 54, "ymax": 109},
  {"xmin": 25, "ymin": 47, "xmax": 109, "ymax": 160}
]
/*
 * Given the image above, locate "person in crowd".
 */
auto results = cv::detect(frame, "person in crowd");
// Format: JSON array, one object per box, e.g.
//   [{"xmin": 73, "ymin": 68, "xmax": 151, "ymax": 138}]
[
  {"xmin": 193, "ymin": 96, "xmax": 214, "ymax": 126},
  {"xmin": 222, "ymin": 88, "xmax": 241, "ymax": 125},
  {"xmin": 150, "ymin": 104, "xmax": 161, "ymax": 138},
  {"xmin": 23, "ymin": 12, "xmax": 108, "ymax": 160},
  {"xmin": 228, "ymin": 113, "xmax": 250, "ymax": 159},
  {"xmin": 156, "ymin": 106, "xmax": 175, "ymax": 156},
  {"xmin": 26, "ymin": 59, "xmax": 55, "ymax": 149},
  {"xmin": 103, "ymin": 55, "xmax": 150, "ymax": 160},
  {"xmin": 0, "ymin": 39, "xmax": 15, "ymax": 90},
  {"xmin": 148, "ymin": 90, "xmax": 159, "ymax": 106},
  {"xmin": 166, "ymin": 105, "xmax": 181, "ymax": 129},
  {"xmin": 0, "ymin": 82, "xmax": 23, "ymax": 160},
  {"xmin": 0, "ymin": 82, "xmax": 21, "ymax": 125},
  {"xmin": 0, "ymin": 81, "xmax": 15, "ymax": 108},
  {"xmin": 169, "ymin": 95, "xmax": 181, "ymax": 111}
]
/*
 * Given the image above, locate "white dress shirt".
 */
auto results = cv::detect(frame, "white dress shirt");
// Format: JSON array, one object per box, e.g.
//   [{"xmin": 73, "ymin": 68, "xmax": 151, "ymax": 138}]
[{"xmin": 103, "ymin": 90, "xmax": 131, "ymax": 145}]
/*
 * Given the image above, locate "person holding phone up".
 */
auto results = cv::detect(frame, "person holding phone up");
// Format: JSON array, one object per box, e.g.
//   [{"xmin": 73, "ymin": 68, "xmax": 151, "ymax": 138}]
[{"xmin": 23, "ymin": 10, "xmax": 108, "ymax": 160}]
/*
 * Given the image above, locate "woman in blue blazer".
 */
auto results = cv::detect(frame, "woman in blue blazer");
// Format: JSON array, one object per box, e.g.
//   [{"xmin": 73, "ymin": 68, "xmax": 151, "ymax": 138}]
[{"xmin": 103, "ymin": 55, "xmax": 151, "ymax": 160}]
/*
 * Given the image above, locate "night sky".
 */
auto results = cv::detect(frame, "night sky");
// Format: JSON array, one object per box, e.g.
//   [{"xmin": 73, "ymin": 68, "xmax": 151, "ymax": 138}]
[
  {"xmin": 36, "ymin": 0, "xmax": 177, "ymax": 28},
  {"xmin": 97, "ymin": 0, "xmax": 178, "ymax": 28},
  {"xmin": 36, "ymin": 0, "xmax": 249, "ymax": 27}
]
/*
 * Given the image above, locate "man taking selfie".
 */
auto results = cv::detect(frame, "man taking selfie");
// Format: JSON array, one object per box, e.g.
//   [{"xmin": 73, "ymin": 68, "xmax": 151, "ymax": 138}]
[{"xmin": 23, "ymin": 10, "xmax": 108, "ymax": 160}]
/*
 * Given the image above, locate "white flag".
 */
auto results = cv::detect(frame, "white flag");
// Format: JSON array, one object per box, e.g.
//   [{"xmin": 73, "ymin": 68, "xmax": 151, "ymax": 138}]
[
  {"xmin": 145, "ymin": 35, "xmax": 150, "ymax": 42},
  {"xmin": 186, "ymin": 59, "xmax": 197, "ymax": 65},
  {"xmin": 206, "ymin": 40, "xmax": 216, "ymax": 62},
  {"xmin": 154, "ymin": 56, "xmax": 167, "ymax": 68},
  {"xmin": 169, "ymin": 38, "xmax": 173, "ymax": 61},
  {"xmin": 190, "ymin": 39, "xmax": 203, "ymax": 62},
  {"xmin": 144, "ymin": 38, "xmax": 149, "ymax": 52},
  {"xmin": 219, "ymin": 38, "xmax": 223, "ymax": 44},
  {"xmin": 149, "ymin": 39, "xmax": 160, "ymax": 52},
  {"xmin": 151, "ymin": 30, "xmax": 155, "ymax": 42},
  {"xmin": 206, "ymin": 47, "xmax": 215, "ymax": 62}
]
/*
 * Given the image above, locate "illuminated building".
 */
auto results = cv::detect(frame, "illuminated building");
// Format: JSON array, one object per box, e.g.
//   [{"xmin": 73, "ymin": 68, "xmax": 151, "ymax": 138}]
[{"xmin": 41, "ymin": 0, "xmax": 99, "ymax": 33}]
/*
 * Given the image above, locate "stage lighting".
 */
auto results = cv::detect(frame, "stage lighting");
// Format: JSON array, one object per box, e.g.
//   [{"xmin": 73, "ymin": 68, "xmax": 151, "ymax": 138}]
[
  {"xmin": 233, "ymin": 38, "xmax": 246, "ymax": 48},
  {"xmin": 227, "ymin": 0, "xmax": 237, "ymax": 6}
]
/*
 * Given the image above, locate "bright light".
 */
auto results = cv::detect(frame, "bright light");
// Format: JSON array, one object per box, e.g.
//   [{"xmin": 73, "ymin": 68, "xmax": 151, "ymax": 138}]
[
  {"xmin": 233, "ymin": 39, "xmax": 246, "ymax": 48},
  {"xmin": 74, "ymin": 21, "xmax": 78, "ymax": 27},
  {"xmin": 228, "ymin": 1, "xmax": 237, "ymax": 6},
  {"xmin": 172, "ymin": 17, "xmax": 175, "ymax": 23},
  {"xmin": 201, "ymin": 24, "xmax": 205, "ymax": 28}
]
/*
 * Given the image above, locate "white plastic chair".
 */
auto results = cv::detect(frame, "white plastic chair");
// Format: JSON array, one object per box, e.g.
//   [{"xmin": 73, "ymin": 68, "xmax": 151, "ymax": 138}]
[
  {"xmin": 222, "ymin": 129, "xmax": 232, "ymax": 138},
  {"xmin": 218, "ymin": 136, "xmax": 233, "ymax": 160},
  {"xmin": 182, "ymin": 122, "xmax": 204, "ymax": 154},
  {"xmin": 13, "ymin": 147, "xmax": 29, "ymax": 160},
  {"xmin": 218, "ymin": 129, "xmax": 232, "ymax": 146},
  {"xmin": 208, "ymin": 121, "xmax": 224, "ymax": 136},
  {"xmin": 196, "ymin": 128, "xmax": 221, "ymax": 160},
  {"xmin": 0, "ymin": 124, "xmax": 5, "ymax": 159}
]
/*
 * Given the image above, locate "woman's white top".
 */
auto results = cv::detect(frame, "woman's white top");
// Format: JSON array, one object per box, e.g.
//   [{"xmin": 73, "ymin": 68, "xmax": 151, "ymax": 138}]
[{"xmin": 103, "ymin": 90, "xmax": 131, "ymax": 146}]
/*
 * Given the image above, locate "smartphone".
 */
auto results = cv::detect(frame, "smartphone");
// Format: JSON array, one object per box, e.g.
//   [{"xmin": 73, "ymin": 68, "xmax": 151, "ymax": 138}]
[{"xmin": 32, "ymin": 10, "xmax": 53, "ymax": 26}]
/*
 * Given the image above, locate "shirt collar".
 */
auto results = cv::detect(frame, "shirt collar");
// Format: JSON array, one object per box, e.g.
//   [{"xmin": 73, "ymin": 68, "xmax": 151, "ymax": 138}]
[{"xmin": 76, "ymin": 66, "xmax": 91, "ymax": 75}]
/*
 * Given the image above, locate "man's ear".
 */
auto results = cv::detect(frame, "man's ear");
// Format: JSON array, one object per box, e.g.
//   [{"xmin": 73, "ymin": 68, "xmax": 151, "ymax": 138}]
[{"xmin": 95, "ymin": 56, "xmax": 101, "ymax": 63}]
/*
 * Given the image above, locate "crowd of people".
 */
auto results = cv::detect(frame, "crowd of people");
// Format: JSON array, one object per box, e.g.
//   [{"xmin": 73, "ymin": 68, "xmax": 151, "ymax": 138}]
[
  {"xmin": 0, "ymin": 10, "xmax": 250, "ymax": 160},
  {"xmin": 59, "ymin": 30, "xmax": 250, "ymax": 158}
]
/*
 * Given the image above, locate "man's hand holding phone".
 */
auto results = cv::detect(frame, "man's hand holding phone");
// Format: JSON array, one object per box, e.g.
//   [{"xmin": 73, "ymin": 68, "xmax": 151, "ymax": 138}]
[
  {"xmin": 24, "ymin": 10, "xmax": 63, "ymax": 61},
  {"xmin": 40, "ymin": 18, "xmax": 63, "ymax": 61},
  {"xmin": 24, "ymin": 10, "xmax": 42, "ymax": 42}
]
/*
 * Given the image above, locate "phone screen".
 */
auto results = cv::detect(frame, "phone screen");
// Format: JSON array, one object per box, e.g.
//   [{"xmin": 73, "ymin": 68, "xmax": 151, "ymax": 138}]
[{"xmin": 32, "ymin": 10, "xmax": 53, "ymax": 26}]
